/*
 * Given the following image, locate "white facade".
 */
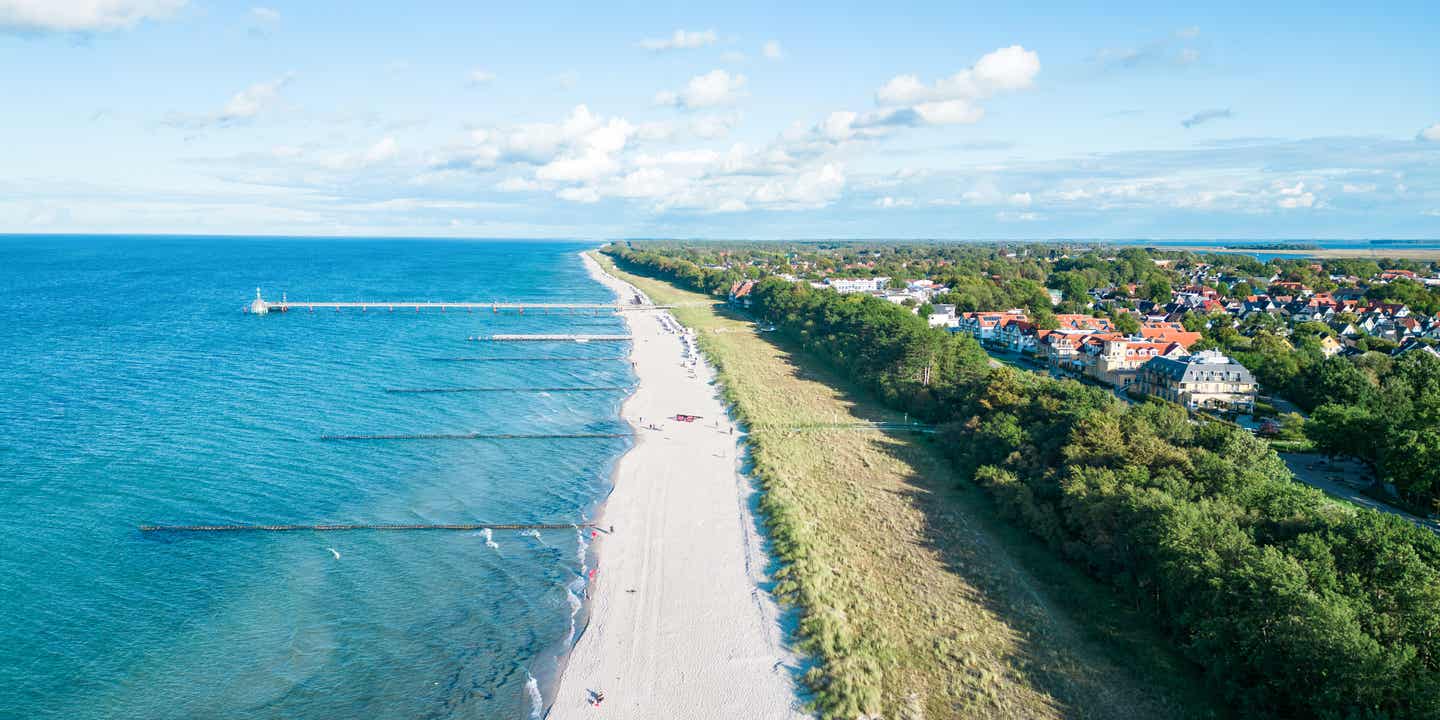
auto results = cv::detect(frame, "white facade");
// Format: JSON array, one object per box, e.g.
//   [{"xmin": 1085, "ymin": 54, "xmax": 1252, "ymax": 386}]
[{"xmin": 826, "ymin": 277, "xmax": 890, "ymax": 294}]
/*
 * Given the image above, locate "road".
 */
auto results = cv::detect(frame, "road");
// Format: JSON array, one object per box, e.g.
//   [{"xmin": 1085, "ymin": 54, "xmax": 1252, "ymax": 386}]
[{"xmin": 1280, "ymin": 453, "xmax": 1440, "ymax": 535}]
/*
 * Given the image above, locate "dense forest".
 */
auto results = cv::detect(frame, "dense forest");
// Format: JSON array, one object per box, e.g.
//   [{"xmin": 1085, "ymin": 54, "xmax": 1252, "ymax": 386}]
[{"xmin": 605, "ymin": 244, "xmax": 1440, "ymax": 720}]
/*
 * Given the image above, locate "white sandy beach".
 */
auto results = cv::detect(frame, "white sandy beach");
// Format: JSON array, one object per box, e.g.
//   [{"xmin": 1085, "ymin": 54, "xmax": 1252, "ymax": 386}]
[{"xmin": 548, "ymin": 253, "xmax": 806, "ymax": 719}]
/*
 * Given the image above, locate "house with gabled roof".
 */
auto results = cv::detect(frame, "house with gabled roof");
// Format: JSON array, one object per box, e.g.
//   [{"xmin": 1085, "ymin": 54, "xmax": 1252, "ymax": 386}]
[
  {"xmin": 956, "ymin": 310, "xmax": 1028, "ymax": 344},
  {"xmin": 1138, "ymin": 322, "xmax": 1203, "ymax": 348}
]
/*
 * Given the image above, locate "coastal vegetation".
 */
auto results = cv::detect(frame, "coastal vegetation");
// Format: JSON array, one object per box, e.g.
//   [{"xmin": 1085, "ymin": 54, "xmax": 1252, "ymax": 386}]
[
  {"xmin": 602, "ymin": 244, "xmax": 1440, "ymax": 720},
  {"xmin": 594, "ymin": 251, "xmax": 1217, "ymax": 719},
  {"xmin": 617, "ymin": 241, "xmax": 1440, "ymax": 513}
]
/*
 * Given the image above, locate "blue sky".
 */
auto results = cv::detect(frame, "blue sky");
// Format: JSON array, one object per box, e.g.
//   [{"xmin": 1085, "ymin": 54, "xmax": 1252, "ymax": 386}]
[{"xmin": 1, "ymin": 1, "xmax": 1437, "ymax": 239}]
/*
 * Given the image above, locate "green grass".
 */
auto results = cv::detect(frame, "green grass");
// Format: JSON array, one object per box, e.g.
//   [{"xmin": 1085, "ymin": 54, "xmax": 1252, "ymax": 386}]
[{"xmin": 594, "ymin": 252, "xmax": 1221, "ymax": 720}]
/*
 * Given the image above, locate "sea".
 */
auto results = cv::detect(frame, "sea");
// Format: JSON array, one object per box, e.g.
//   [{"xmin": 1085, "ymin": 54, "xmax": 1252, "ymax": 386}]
[
  {"xmin": 1112, "ymin": 238, "xmax": 1440, "ymax": 261},
  {"xmin": 0, "ymin": 236, "xmax": 633, "ymax": 719}
]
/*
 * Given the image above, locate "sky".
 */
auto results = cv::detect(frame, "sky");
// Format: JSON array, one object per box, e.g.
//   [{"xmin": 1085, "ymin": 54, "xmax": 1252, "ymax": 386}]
[{"xmin": 1, "ymin": 0, "xmax": 1437, "ymax": 240}]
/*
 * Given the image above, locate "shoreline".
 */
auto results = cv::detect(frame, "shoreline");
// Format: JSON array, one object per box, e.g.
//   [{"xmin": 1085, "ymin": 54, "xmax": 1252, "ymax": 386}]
[
  {"xmin": 542, "ymin": 251, "xmax": 805, "ymax": 719},
  {"xmin": 1160, "ymin": 244, "xmax": 1440, "ymax": 260}
]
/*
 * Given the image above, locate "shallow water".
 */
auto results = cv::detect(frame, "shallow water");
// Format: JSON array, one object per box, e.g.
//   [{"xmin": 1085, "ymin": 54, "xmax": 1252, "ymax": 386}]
[{"xmin": 0, "ymin": 236, "xmax": 629, "ymax": 719}]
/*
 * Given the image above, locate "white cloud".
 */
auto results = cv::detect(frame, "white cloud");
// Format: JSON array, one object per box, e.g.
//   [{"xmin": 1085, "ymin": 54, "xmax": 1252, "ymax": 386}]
[
  {"xmin": 875, "ymin": 75, "xmax": 927, "ymax": 106},
  {"xmin": 638, "ymin": 28, "xmax": 717, "ymax": 51},
  {"xmin": 877, "ymin": 45, "xmax": 1040, "ymax": 106},
  {"xmin": 913, "ymin": 100, "xmax": 983, "ymax": 125},
  {"xmin": 1419, "ymin": 123, "xmax": 1440, "ymax": 142},
  {"xmin": 820, "ymin": 111, "xmax": 858, "ymax": 141},
  {"xmin": 557, "ymin": 186, "xmax": 601, "ymax": 203},
  {"xmin": 763, "ymin": 40, "xmax": 783, "ymax": 60},
  {"xmin": 220, "ymin": 74, "xmax": 292, "ymax": 123},
  {"xmin": 1342, "ymin": 183, "xmax": 1376, "ymax": 193},
  {"xmin": 454, "ymin": 105, "xmax": 633, "ymax": 185},
  {"xmin": 250, "ymin": 6, "xmax": 279, "ymax": 23},
  {"xmin": 929, "ymin": 184, "xmax": 1031, "ymax": 209},
  {"xmin": 0, "ymin": 0, "xmax": 186, "ymax": 31},
  {"xmin": 363, "ymin": 136, "xmax": 399, "ymax": 164},
  {"xmin": 749, "ymin": 163, "xmax": 845, "ymax": 208},
  {"xmin": 871, "ymin": 46, "xmax": 1039, "ymax": 128},
  {"xmin": 468, "ymin": 69, "xmax": 495, "ymax": 85},
  {"xmin": 1275, "ymin": 181, "xmax": 1316, "ymax": 209},
  {"xmin": 655, "ymin": 70, "xmax": 747, "ymax": 110},
  {"xmin": 875, "ymin": 196, "xmax": 913, "ymax": 209},
  {"xmin": 972, "ymin": 45, "xmax": 1042, "ymax": 90}
]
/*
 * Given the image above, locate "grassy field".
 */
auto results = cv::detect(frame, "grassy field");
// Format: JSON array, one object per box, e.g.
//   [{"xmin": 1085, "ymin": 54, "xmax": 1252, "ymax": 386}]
[{"xmin": 593, "ymin": 252, "xmax": 1221, "ymax": 720}]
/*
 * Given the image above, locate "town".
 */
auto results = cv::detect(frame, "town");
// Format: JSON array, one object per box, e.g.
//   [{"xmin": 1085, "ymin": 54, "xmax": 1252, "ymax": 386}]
[{"xmin": 720, "ymin": 244, "xmax": 1440, "ymax": 420}]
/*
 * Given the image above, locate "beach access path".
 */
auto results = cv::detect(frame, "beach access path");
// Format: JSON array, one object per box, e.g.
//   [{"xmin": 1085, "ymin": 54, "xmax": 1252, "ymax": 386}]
[{"xmin": 548, "ymin": 253, "xmax": 806, "ymax": 719}]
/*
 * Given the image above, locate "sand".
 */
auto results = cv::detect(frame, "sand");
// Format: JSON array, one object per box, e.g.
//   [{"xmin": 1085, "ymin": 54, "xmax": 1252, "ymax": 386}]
[{"xmin": 547, "ymin": 253, "xmax": 806, "ymax": 719}]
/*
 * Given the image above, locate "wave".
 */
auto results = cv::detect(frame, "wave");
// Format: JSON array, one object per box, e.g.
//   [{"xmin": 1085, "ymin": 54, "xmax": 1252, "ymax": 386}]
[
  {"xmin": 524, "ymin": 671, "xmax": 543, "ymax": 720},
  {"xmin": 563, "ymin": 582, "xmax": 584, "ymax": 646}
]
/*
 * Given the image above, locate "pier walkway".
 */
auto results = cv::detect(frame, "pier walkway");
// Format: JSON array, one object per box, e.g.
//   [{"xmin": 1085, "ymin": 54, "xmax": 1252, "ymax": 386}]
[{"xmin": 245, "ymin": 289, "xmax": 671, "ymax": 315}]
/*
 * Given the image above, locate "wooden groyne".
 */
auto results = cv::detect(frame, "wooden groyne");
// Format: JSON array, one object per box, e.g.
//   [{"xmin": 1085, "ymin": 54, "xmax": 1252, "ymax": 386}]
[
  {"xmin": 384, "ymin": 386, "xmax": 632, "ymax": 394},
  {"xmin": 427, "ymin": 356, "xmax": 629, "ymax": 362},
  {"xmin": 140, "ymin": 522, "xmax": 600, "ymax": 533},
  {"xmin": 467, "ymin": 334, "xmax": 631, "ymax": 342},
  {"xmin": 321, "ymin": 432, "xmax": 631, "ymax": 441}
]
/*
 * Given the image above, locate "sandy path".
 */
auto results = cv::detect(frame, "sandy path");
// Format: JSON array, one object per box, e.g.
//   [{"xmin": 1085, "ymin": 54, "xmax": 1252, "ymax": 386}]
[{"xmin": 547, "ymin": 253, "xmax": 805, "ymax": 719}]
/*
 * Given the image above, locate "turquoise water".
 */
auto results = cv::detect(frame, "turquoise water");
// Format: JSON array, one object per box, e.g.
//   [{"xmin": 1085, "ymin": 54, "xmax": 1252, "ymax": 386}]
[{"xmin": 0, "ymin": 237, "xmax": 631, "ymax": 719}]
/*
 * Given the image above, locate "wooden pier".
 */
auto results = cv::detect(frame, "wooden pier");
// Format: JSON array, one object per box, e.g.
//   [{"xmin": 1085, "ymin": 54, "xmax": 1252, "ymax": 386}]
[
  {"xmin": 467, "ymin": 334, "xmax": 631, "ymax": 342},
  {"xmin": 245, "ymin": 289, "xmax": 666, "ymax": 315},
  {"xmin": 140, "ymin": 522, "xmax": 600, "ymax": 533},
  {"xmin": 427, "ymin": 356, "xmax": 628, "ymax": 362}
]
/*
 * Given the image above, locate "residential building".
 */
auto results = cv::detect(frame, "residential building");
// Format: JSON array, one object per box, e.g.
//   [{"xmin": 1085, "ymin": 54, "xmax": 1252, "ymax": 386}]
[
  {"xmin": 1138, "ymin": 350, "xmax": 1257, "ymax": 413},
  {"xmin": 1092, "ymin": 339, "xmax": 1189, "ymax": 387},
  {"xmin": 826, "ymin": 277, "xmax": 890, "ymax": 294},
  {"xmin": 1138, "ymin": 321, "xmax": 1203, "ymax": 348},
  {"xmin": 928, "ymin": 304, "xmax": 958, "ymax": 329},
  {"xmin": 956, "ymin": 310, "xmax": 1028, "ymax": 343}
]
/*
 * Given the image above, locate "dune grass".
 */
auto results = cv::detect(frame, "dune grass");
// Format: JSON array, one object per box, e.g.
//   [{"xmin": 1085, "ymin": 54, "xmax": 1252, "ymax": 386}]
[{"xmin": 594, "ymin": 252, "xmax": 1221, "ymax": 720}]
